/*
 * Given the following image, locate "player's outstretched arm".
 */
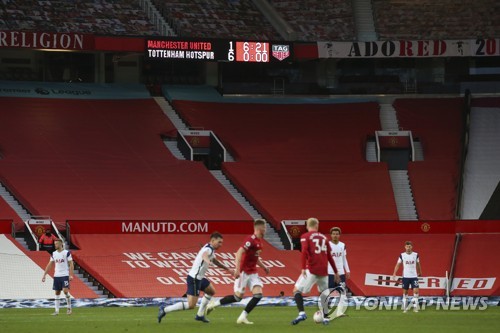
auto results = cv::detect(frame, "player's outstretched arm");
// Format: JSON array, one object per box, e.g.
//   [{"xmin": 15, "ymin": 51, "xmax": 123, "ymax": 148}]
[
  {"xmin": 257, "ymin": 258, "xmax": 270, "ymax": 275},
  {"xmin": 213, "ymin": 258, "xmax": 236, "ymax": 276},
  {"xmin": 392, "ymin": 262, "xmax": 401, "ymax": 279},
  {"xmin": 42, "ymin": 261, "xmax": 53, "ymax": 282},
  {"xmin": 234, "ymin": 247, "xmax": 245, "ymax": 278},
  {"xmin": 69, "ymin": 260, "xmax": 74, "ymax": 281}
]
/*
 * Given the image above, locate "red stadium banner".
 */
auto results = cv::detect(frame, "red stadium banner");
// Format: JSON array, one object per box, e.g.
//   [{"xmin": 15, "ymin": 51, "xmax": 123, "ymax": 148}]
[
  {"xmin": 0, "ymin": 219, "xmax": 13, "ymax": 234},
  {"xmin": 67, "ymin": 220, "xmax": 254, "ymax": 235},
  {"xmin": 282, "ymin": 220, "xmax": 500, "ymax": 236},
  {"xmin": 0, "ymin": 30, "xmax": 94, "ymax": 50},
  {"xmin": 71, "ymin": 234, "xmax": 302, "ymax": 298}
]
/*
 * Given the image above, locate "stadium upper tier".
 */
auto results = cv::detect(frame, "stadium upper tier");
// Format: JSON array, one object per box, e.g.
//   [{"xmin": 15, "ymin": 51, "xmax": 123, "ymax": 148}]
[
  {"xmin": 372, "ymin": 0, "xmax": 500, "ymax": 40},
  {"xmin": 0, "ymin": 0, "xmax": 158, "ymax": 35},
  {"xmin": 270, "ymin": 0, "xmax": 355, "ymax": 41},
  {"xmin": 174, "ymin": 100, "xmax": 399, "ymax": 227},
  {"xmin": 0, "ymin": 97, "xmax": 251, "ymax": 227},
  {"xmin": 153, "ymin": 0, "xmax": 280, "ymax": 40}
]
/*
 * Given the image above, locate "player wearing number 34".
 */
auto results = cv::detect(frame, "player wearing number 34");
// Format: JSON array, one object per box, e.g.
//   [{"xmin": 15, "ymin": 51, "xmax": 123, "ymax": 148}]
[
  {"xmin": 291, "ymin": 218, "xmax": 340, "ymax": 325},
  {"xmin": 42, "ymin": 239, "xmax": 74, "ymax": 315}
]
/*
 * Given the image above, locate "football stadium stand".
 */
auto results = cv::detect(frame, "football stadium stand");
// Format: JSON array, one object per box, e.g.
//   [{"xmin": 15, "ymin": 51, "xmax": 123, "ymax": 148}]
[
  {"xmin": 372, "ymin": 0, "xmax": 500, "ymax": 40},
  {"xmin": 153, "ymin": 0, "xmax": 279, "ymax": 39},
  {"xmin": 453, "ymin": 233, "xmax": 500, "ymax": 296},
  {"xmin": 0, "ymin": 234, "xmax": 98, "ymax": 298},
  {"xmin": 461, "ymin": 98, "xmax": 500, "ymax": 219},
  {"xmin": 269, "ymin": 0, "xmax": 356, "ymax": 41},
  {"xmin": 0, "ymin": 0, "xmax": 158, "ymax": 35},
  {"xmin": 173, "ymin": 100, "xmax": 399, "ymax": 227},
  {"xmin": 0, "ymin": 97, "xmax": 251, "ymax": 228},
  {"xmin": 395, "ymin": 98, "xmax": 464, "ymax": 220},
  {"xmin": 0, "ymin": 196, "xmax": 22, "ymax": 229}
]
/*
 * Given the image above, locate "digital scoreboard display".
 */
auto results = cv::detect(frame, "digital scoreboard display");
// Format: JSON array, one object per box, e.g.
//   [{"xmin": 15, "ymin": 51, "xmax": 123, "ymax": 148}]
[{"xmin": 145, "ymin": 38, "xmax": 291, "ymax": 63}]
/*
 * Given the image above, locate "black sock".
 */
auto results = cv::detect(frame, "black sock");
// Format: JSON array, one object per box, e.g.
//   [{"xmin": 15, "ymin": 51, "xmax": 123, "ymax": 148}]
[
  {"xmin": 220, "ymin": 295, "xmax": 240, "ymax": 305},
  {"xmin": 294, "ymin": 292, "xmax": 304, "ymax": 312},
  {"xmin": 244, "ymin": 294, "xmax": 262, "ymax": 314}
]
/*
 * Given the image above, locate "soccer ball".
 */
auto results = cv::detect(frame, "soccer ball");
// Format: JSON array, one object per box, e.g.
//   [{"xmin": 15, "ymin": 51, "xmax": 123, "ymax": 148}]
[{"xmin": 313, "ymin": 310, "xmax": 324, "ymax": 323}]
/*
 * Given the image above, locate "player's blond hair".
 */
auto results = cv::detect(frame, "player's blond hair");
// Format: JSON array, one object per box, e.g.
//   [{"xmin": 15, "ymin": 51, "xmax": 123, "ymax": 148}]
[
  {"xmin": 254, "ymin": 219, "xmax": 266, "ymax": 227},
  {"xmin": 306, "ymin": 217, "xmax": 319, "ymax": 228}
]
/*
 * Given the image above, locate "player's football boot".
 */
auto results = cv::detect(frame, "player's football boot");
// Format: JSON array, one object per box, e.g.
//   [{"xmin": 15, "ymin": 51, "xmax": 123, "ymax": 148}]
[
  {"xmin": 51, "ymin": 312, "xmax": 59, "ymax": 316},
  {"xmin": 67, "ymin": 309, "xmax": 72, "ymax": 315},
  {"xmin": 236, "ymin": 317, "xmax": 254, "ymax": 325},
  {"xmin": 195, "ymin": 315, "xmax": 210, "ymax": 323},
  {"xmin": 322, "ymin": 318, "xmax": 330, "ymax": 325},
  {"xmin": 291, "ymin": 313, "xmax": 307, "ymax": 325},
  {"xmin": 157, "ymin": 305, "xmax": 166, "ymax": 323}
]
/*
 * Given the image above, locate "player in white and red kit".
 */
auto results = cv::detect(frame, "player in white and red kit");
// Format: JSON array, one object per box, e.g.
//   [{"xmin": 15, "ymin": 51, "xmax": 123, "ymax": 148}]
[
  {"xmin": 292, "ymin": 218, "xmax": 339, "ymax": 325},
  {"xmin": 206, "ymin": 219, "xmax": 270, "ymax": 324}
]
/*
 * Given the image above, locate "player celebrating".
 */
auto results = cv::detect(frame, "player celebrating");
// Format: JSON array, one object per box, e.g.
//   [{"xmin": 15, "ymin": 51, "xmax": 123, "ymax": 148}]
[
  {"xmin": 291, "ymin": 218, "xmax": 339, "ymax": 325},
  {"xmin": 328, "ymin": 227, "xmax": 350, "ymax": 289},
  {"xmin": 392, "ymin": 241, "xmax": 422, "ymax": 313},
  {"xmin": 157, "ymin": 232, "xmax": 233, "ymax": 324},
  {"xmin": 41, "ymin": 239, "xmax": 74, "ymax": 315},
  {"xmin": 206, "ymin": 219, "xmax": 270, "ymax": 324}
]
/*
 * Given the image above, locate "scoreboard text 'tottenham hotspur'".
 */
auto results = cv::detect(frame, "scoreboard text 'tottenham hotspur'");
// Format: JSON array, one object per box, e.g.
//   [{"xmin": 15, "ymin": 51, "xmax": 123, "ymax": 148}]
[{"xmin": 147, "ymin": 40, "xmax": 215, "ymax": 60}]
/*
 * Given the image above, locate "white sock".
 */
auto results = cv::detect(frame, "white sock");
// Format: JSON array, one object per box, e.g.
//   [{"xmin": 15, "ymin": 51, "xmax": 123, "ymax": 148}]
[
  {"xmin": 164, "ymin": 301, "xmax": 189, "ymax": 313},
  {"xmin": 402, "ymin": 295, "xmax": 407, "ymax": 310},
  {"xmin": 299, "ymin": 311, "xmax": 305, "ymax": 316},
  {"xmin": 212, "ymin": 299, "xmax": 221, "ymax": 308},
  {"xmin": 413, "ymin": 294, "xmax": 419, "ymax": 309},
  {"xmin": 55, "ymin": 295, "xmax": 60, "ymax": 313},
  {"xmin": 65, "ymin": 294, "xmax": 71, "ymax": 310},
  {"xmin": 238, "ymin": 310, "xmax": 248, "ymax": 320},
  {"xmin": 197, "ymin": 295, "xmax": 212, "ymax": 317}
]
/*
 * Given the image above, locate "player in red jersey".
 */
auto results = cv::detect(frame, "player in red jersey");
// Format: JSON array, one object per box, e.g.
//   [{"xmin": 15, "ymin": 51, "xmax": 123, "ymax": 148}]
[
  {"xmin": 291, "ymin": 217, "xmax": 339, "ymax": 325},
  {"xmin": 206, "ymin": 219, "xmax": 270, "ymax": 324}
]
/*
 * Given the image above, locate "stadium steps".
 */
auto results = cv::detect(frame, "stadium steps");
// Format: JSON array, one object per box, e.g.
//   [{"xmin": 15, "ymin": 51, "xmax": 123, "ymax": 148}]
[
  {"xmin": 413, "ymin": 141, "xmax": 424, "ymax": 161},
  {"xmin": 0, "ymin": 182, "xmax": 31, "ymax": 222},
  {"xmin": 389, "ymin": 170, "xmax": 419, "ymax": 221},
  {"xmin": 15, "ymin": 237, "xmax": 30, "ymax": 251},
  {"xmin": 155, "ymin": 97, "xmax": 236, "ymax": 162},
  {"xmin": 352, "ymin": 0, "xmax": 378, "ymax": 41},
  {"xmin": 74, "ymin": 263, "xmax": 109, "ymax": 297},
  {"xmin": 163, "ymin": 139, "xmax": 186, "ymax": 160},
  {"xmin": 154, "ymin": 97, "xmax": 188, "ymax": 131},
  {"xmin": 210, "ymin": 170, "xmax": 284, "ymax": 250},
  {"xmin": 379, "ymin": 103, "xmax": 400, "ymax": 131},
  {"xmin": 366, "ymin": 141, "xmax": 377, "ymax": 162}
]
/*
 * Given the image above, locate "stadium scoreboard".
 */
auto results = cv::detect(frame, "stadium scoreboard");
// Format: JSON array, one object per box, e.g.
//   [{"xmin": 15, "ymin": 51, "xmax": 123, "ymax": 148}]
[{"xmin": 145, "ymin": 38, "xmax": 292, "ymax": 63}]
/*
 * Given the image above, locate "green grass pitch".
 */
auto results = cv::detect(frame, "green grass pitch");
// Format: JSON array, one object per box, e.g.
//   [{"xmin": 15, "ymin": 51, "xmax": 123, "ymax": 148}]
[{"xmin": 1, "ymin": 306, "xmax": 499, "ymax": 333}]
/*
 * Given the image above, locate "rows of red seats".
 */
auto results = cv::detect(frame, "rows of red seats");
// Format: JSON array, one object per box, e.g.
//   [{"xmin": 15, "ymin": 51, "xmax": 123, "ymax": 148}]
[
  {"xmin": 0, "ymin": 97, "xmax": 250, "ymax": 229},
  {"xmin": 395, "ymin": 98, "xmax": 464, "ymax": 220},
  {"xmin": 174, "ymin": 100, "xmax": 399, "ymax": 227}
]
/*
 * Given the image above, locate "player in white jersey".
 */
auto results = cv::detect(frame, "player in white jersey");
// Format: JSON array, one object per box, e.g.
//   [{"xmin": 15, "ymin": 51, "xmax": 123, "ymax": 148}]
[
  {"xmin": 327, "ymin": 227, "xmax": 350, "ymax": 289},
  {"xmin": 158, "ymin": 232, "xmax": 235, "ymax": 324},
  {"xmin": 392, "ymin": 241, "xmax": 422, "ymax": 313},
  {"xmin": 42, "ymin": 239, "xmax": 74, "ymax": 315}
]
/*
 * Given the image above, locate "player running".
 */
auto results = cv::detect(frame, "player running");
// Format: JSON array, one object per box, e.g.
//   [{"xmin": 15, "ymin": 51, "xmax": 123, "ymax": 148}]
[
  {"xmin": 206, "ymin": 219, "xmax": 270, "ymax": 324},
  {"xmin": 157, "ymin": 232, "xmax": 234, "ymax": 324},
  {"xmin": 42, "ymin": 239, "xmax": 74, "ymax": 315},
  {"xmin": 392, "ymin": 241, "xmax": 422, "ymax": 313},
  {"xmin": 291, "ymin": 218, "xmax": 339, "ymax": 325},
  {"xmin": 328, "ymin": 227, "xmax": 350, "ymax": 289}
]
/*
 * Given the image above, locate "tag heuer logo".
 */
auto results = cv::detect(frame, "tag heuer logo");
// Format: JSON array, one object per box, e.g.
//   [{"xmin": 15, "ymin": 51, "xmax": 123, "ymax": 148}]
[{"xmin": 272, "ymin": 44, "xmax": 290, "ymax": 61}]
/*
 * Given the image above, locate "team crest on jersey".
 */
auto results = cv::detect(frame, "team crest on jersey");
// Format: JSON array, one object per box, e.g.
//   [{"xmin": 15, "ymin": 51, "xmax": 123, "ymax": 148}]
[{"xmin": 272, "ymin": 44, "xmax": 290, "ymax": 61}]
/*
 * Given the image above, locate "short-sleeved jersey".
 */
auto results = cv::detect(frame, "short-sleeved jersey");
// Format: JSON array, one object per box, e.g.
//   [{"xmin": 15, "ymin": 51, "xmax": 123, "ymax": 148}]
[
  {"xmin": 240, "ymin": 234, "xmax": 263, "ymax": 274},
  {"xmin": 188, "ymin": 244, "xmax": 215, "ymax": 280},
  {"xmin": 327, "ymin": 241, "xmax": 349, "ymax": 275},
  {"xmin": 397, "ymin": 252, "xmax": 419, "ymax": 278},
  {"xmin": 300, "ymin": 231, "xmax": 337, "ymax": 276},
  {"xmin": 50, "ymin": 250, "xmax": 72, "ymax": 277}
]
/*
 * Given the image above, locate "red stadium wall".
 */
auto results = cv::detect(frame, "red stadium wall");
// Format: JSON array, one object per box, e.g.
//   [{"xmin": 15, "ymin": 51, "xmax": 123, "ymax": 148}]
[{"xmin": 70, "ymin": 234, "xmax": 302, "ymax": 298}]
